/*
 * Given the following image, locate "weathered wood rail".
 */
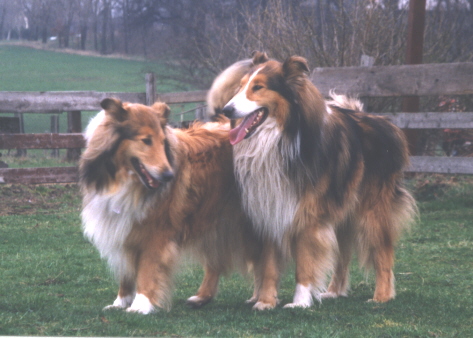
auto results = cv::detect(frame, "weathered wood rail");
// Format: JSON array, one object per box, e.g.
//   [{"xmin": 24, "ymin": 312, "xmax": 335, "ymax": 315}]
[{"xmin": 1, "ymin": 63, "xmax": 473, "ymax": 184}]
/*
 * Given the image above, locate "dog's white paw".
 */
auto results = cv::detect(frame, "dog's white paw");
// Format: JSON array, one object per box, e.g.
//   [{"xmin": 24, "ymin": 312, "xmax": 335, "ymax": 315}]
[
  {"xmin": 103, "ymin": 295, "xmax": 134, "ymax": 311},
  {"xmin": 252, "ymin": 301, "xmax": 276, "ymax": 311},
  {"xmin": 186, "ymin": 295, "xmax": 212, "ymax": 308},
  {"xmin": 283, "ymin": 302, "xmax": 312, "ymax": 309},
  {"xmin": 320, "ymin": 291, "xmax": 347, "ymax": 299},
  {"xmin": 126, "ymin": 293, "xmax": 155, "ymax": 315},
  {"xmin": 283, "ymin": 284, "xmax": 314, "ymax": 309}
]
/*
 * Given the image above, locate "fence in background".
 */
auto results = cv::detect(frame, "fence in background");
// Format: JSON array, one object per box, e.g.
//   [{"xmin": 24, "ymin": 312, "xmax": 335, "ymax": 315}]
[{"xmin": 1, "ymin": 63, "xmax": 473, "ymax": 184}]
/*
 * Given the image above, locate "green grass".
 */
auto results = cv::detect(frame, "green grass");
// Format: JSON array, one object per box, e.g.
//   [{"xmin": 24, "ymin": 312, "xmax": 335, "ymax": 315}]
[
  {"xmin": 0, "ymin": 44, "xmax": 182, "ymax": 92},
  {"xmin": 0, "ymin": 44, "xmax": 201, "ymax": 168},
  {"xmin": 0, "ymin": 178, "xmax": 472, "ymax": 337},
  {"xmin": 0, "ymin": 44, "xmax": 198, "ymax": 132}
]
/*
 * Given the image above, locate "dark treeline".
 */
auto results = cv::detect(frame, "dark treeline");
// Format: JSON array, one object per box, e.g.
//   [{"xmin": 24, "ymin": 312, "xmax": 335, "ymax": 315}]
[{"xmin": 1, "ymin": 0, "xmax": 472, "ymax": 87}]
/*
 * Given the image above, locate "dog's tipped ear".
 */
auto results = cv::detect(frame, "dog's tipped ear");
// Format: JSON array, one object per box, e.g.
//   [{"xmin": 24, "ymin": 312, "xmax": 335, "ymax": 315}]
[
  {"xmin": 151, "ymin": 102, "xmax": 171, "ymax": 125},
  {"xmin": 251, "ymin": 51, "xmax": 269, "ymax": 65},
  {"xmin": 101, "ymin": 98, "xmax": 127, "ymax": 122},
  {"xmin": 282, "ymin": 56, "xmax": 309, "ymax": 79}
]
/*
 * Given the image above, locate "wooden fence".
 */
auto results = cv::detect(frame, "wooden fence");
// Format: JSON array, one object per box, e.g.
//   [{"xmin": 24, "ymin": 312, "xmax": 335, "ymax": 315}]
[{"xmin": 1, "ymin": 62, "xmax": 473, "ymax": 184}]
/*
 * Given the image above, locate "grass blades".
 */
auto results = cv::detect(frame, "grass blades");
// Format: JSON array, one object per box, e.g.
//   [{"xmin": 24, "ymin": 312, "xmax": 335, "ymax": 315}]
[{"xmin": 0, "ymin": 178, "xmax": 472, "ymax": 336}]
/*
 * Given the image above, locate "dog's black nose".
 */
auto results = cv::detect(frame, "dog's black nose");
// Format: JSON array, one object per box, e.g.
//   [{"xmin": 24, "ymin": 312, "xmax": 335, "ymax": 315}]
[
  {"xmin": 222, "ymin": 104, "xmax": 235, "ymax": 118},
  {"xmin": 161, "ymin": 170, "xmax": 174, "ymax": 182}
]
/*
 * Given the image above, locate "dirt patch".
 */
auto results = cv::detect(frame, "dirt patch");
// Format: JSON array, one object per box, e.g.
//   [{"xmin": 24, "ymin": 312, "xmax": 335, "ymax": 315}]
[{"xmin": 0, "ymin": 184, "xmax": 80, "ymax": 216}]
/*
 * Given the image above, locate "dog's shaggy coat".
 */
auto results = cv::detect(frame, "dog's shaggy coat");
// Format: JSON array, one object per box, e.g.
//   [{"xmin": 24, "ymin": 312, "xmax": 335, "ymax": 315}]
[
  {"xmin": 208, "ymin": 52, "xmax": 417, "ymax": 309},
  {"xmin": 80, "ymin": 98, "xmax": 264, "ymax": 314}
]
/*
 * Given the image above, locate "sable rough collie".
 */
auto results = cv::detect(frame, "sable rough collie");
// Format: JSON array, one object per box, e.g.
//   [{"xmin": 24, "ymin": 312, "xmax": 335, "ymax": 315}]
[
  {"xmin": 80, "ymin": 98, "xmax": 263, "ymax": 314},
  {"xmin": 207, "ymin": 52, "xmax": 417, "ymax": 309}
]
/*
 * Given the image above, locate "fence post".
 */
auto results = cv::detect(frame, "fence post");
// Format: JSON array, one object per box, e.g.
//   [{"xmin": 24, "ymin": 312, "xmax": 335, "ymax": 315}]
[
  {"xmin": 403, "ymin": 0, "xmax": 426, "ymax": 155},
  {"xmin": 195, "ymin": 105, "xmax": 207, "ymax": 121},
  {"xmin": 66, "ymin": 111, "xmax": 82, "ymax": 162},
  {"xmin": 14, "ymin": 113, "xmax": 26, "ymax": 157},
  {"xmin": 50, "ymin": 114, "xmax": 60, "ymax": 158},
  {"xmin": 146, "ymin": 73, "xmax": 156, "ymax": 106}
]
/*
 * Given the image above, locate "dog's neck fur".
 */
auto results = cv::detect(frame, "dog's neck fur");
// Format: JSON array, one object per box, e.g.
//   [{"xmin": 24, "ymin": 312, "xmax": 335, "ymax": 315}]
[{"xmin": 233, "ymin": 118, "xmax": 299, "ymax": 243}]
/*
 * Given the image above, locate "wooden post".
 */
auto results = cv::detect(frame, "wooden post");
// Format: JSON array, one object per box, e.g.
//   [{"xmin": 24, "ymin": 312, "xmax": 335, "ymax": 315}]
[
  {"xmin": 146, "ymin": 72, "xmax": 156, "ymax": 106},
  {"xmin": 66, "ymin": 111, "xmax": 82, "ymax": 162},
  {"xmin": 14, "ymin": 113, "xmax": 26, "ymax": 157},
  {"xmin": 403, "ymin": 0, "xmax": 426, "ymax": 155},
  {"xmin": 50, "ymin": 115, "xmax": 60, "ymax": 158},
  {"xmin": 195, "ymin": 105, "xmax": 204, "ymax": 121}
]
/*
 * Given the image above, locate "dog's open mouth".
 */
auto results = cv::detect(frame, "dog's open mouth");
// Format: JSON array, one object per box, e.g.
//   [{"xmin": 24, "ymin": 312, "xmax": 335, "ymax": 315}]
[
  {"xmin": 131, "ymin": 158, "xmax": 161, "ymax": 189},
  {"xmin": 229, "ymin": 108, "xmax": 268, "ymax": 145}
]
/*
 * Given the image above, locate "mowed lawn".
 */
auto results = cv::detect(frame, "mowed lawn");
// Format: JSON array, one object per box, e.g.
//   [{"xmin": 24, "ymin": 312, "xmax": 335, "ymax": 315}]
[
  {"xmin": 0, "ymin": 177, "xmax": 472, "ymax": 337},
  {"xmin": 0, "ymin": 43, "xmax": 179, "ymax": 92},
  {"xmin": 0, "ymin": 44, "xmax": 192, "ymax": 134}
]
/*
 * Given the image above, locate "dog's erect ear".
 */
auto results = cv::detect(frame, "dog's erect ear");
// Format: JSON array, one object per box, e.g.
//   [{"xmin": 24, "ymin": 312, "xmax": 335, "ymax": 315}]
[
  {"xmin": 252, "ymin": 51, "xmax": 269, "ymax": 65},
  {"xmin": 282, "ymin": 56, "xmax": 309, "ymax": 80},
  {"xmin": 151, "ymin": 102, "xmax": 171, "ymax": 126},
  {"xmin": 101, "ymin": 98, "xmax": 128, "ymax": 122}
]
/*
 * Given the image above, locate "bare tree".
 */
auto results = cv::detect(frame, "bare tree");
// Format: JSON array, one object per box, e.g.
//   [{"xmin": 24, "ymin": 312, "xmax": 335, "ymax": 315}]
[
  {"xmin": 116, "ymin": 0, "xmax": 132, "ymax": 54},
  {"xmin": 91, "ymin": 0, "xmax": 101, "ymax": 51},
  {"xmin": 0, "ymin": 1, "xmax": 6, "ymax": 39},
  {"xmin": 24, "ymin": 0, "xmax": 55, "ymax": 43},
  {"xmin": 51, "ymin": 0, "xmax": 78, "ymax": 48},
  {"xmin": 100, "ymin": 0, "xmax": 111, "ymax": 54},
  {"xmin": 78, "ymin": 0, "xmax": 93, "ymax": 50}
]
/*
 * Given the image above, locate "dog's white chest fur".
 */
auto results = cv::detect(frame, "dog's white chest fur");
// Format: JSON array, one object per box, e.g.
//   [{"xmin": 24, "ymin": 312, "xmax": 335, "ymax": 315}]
[
  {"xmin": 233, "ymin": 119, "xmax": 299, "ymax": 242},
  {"xmin": 81, "ymin": 183, "xmax": 149, "ymax": 276}
]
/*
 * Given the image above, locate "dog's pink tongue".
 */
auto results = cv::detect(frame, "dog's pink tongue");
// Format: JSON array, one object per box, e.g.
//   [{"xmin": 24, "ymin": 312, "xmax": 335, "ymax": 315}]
[
  {"xmin": 140, "ymin": 164, "xmax": 160, "ymax": 189},
  {"xmin": 229, "ymin": 113, "xmax": 257, "ymax": 145}
]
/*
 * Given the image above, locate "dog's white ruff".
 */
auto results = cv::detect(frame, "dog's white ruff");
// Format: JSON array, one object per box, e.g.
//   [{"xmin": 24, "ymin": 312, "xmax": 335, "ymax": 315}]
[
  {"xmin": 82, "ymin": 181, "xmax": 150, "ymax": 279},
  {"xmin": 233, "ymin": 118, "xmax": 299, "ymax": 243}
]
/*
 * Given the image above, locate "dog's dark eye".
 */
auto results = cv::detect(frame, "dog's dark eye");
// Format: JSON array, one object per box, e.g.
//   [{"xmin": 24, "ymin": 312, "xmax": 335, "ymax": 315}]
[
  {"xmin": 252, "ymin": 85, "xmax": 263, "ymax": 92},
  {"xmin": 142, "ymin": 138, "xmax": 152, "ymax": 146}
]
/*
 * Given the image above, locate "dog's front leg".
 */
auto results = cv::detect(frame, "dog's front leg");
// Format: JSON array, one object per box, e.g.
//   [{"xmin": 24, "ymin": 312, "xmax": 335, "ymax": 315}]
[
  {"xmin": 103, "ymin": 274, "xmax": 136, "ymax": 311},
  {"xmin": 127, "ymin": 236, "xmax": 179, "ymax": 314},
  {"xmin": 284, "ymin": 225, "xmax": 337, "ymax": 308}
]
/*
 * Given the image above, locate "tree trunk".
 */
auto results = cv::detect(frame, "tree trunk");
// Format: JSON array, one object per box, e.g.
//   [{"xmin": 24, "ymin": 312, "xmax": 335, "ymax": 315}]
[
  {"xmin": 101, "ymin": 5, "xmax": 108, "ymax": 54},
  {"xmin": 80, "ymin": 24, "xmax": 87, "ymax": 50}
]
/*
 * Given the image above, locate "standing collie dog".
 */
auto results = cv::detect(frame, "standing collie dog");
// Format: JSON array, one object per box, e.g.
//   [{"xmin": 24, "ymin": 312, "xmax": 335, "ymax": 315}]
[
  {"xmin": 207, "ymin": 52, "xmax": 417, "ymax": 309},
  {"xmin": 80, "ymin": 98, "xmax": 264, "ymax": 314}
]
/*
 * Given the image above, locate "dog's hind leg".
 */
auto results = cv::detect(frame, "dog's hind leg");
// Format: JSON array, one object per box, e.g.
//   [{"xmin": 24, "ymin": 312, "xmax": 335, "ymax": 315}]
[
  {"xmin": 321, "ymin": 219, "xmax": 354, "ymax": 300},
  {"xmin": 371, "ymin": 246, "xmax": 395, "ymax": 303},
  {"xmin": 357, "ymin": 207, "xmax": 396, "ymax": 303},
  {"xmin": 186, "ymin": 265, "xmax": 220, "ymax": 308}
]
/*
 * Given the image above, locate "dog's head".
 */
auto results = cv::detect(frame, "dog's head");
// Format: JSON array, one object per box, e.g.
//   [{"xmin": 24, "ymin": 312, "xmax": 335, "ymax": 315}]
[
  {"xmin": 80, "ymin": 98, "xmax": 174, "ymax": 192},
  {"xmin": 221, "ymin": 52, "xmax": 326, "ymax": 145}
]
